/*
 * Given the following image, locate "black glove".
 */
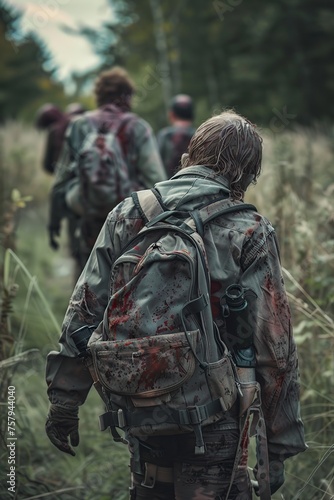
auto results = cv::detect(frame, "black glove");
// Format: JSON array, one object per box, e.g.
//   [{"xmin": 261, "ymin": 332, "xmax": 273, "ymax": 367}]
[
  {"xmin": 253, "ymin": 456, "xmax": 285, "ymax": 496},
  {"xmin": 48, "ymin": 225, "xmax": 60, "ymax": 250},
  {"xmin": 45, "ymin": 404, "xmax": 79, "ymax": 456}
]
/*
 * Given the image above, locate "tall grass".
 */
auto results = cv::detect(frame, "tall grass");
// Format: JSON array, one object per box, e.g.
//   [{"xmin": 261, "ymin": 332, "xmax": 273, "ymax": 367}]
[
  {"xmin": 246, "ymin": 128, "xmax": 334, "ymax": 499},
  {"xmin": 0, "ymin": 123, "xmax": 130, "ymax": 499},
  {"xmin": 0, "ymin": 121, "xmax": 333, "ymax": 499}
]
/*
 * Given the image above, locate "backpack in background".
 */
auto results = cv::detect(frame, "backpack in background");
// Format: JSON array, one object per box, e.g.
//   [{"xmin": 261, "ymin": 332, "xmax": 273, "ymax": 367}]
[
  {"xmin": 70, "ymin": 113, "xmax": 136, "ymax": 248},
  {"xmin": 87, "ymin": 189, "xmax": 259, "ymax": 454},
  {"xmin": 77, "ymin": 112, "xmax": 134, "ymax": 247}
]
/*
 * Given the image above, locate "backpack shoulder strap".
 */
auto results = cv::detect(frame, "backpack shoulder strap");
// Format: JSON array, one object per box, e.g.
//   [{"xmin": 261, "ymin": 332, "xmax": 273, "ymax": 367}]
[
  {"xmin": 185, "ymin": 199, "xmax": 257, "ymax": 238},
  {"xmin": 198, "ymin": 199, "xmax": 257, "ymax": 226},
  {"xmin": 132, "ymin": 189, "xmax": 165, "ymax": 223},
  {"xmin": 86, "ymin": 110, "xmax": 136, "ymax": 135},
  {"xmin": 132, "ymin": 189, "xmax": 257, "ymax": 232},
  {"xmin": 113, "ymin": 112, "xmax": 136, "ymax": 135},
  {"xmin": 187, "ymin": 199, "xmax": 257, "ymax": 237}
]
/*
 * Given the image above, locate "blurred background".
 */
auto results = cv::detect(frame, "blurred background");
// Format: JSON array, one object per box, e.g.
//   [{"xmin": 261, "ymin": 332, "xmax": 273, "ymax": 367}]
[
  {"xmin": 0, "ymin": 0, "xmax": 334, "ymax": 499},
  {"xmin": 1, "ymin": 0, "xmax": 334, "ymax": 127}
]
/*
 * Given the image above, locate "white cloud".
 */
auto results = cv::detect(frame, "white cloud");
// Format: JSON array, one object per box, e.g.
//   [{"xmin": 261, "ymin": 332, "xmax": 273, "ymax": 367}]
[
  {"xmin": 10, "ymin": 0, "xmax": 114, "ymax": 85},
  {"xmin": 21, "ymin": 2, "xmax": 76, "ymax": 27}
]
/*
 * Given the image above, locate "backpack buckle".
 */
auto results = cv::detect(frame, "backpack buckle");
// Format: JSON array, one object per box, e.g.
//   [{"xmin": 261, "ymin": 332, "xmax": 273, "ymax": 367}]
[
  {"xmin": 99, "ymin": 409, "xmax": 126, "ymax": 430},
  {"xmin": 178, "ymin": 405, "xmax": 203, "ymax": 426},
  {"xmin": 186, "ymin": 406, "xmax": 202, "ymax": 425},
  {"xmin": 178, "ymin": 406, "xmax": 206, "ymax": 455}
]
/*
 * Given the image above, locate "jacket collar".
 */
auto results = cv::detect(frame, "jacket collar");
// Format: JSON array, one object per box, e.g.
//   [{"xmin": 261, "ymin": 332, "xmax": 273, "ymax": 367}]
[{"xmin": 172, "ymin": 165, "xmax": 230, "ymax": 191}]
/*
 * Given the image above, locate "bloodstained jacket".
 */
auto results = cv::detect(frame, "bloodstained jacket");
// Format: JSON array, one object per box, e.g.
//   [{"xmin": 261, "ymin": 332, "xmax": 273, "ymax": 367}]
[{"xmin": 46, "ymin": 165, "xmax": 307, "ymax": 461}]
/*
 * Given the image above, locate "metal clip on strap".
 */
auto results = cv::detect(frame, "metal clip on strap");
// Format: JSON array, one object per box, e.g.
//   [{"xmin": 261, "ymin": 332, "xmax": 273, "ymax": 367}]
[
  {"xmin": 99, "ymin": 409, "xmax": 128, "ymax": 444},
  {"xmin": 177, "ymin": 400, "xmax": 225, "ymax": 455},
  {"xmin": 179, "ymin": 406, "xmax": 206, "ymax": 455}
]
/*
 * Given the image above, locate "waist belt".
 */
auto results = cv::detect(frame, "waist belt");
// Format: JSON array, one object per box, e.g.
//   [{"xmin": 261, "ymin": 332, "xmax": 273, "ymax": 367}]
[
  {"xmin": 99, "ymin": 397, "xmax": 227, "ymax": 455},
  {"xmin": 100, "ymin": 397, "xmax": 226, "ymax": 430}
]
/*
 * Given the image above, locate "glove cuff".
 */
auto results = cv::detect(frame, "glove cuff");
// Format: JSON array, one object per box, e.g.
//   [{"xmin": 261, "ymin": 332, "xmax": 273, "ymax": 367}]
[{"xmin": 48, "ymin": 404, "xmax": 79, "ymax": 421}]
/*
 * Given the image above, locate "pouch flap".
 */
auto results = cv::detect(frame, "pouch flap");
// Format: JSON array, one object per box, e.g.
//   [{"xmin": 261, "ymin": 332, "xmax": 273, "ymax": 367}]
[{"xmin": 90, "ymin": 330, "xmax": 199, "ymax": 397}]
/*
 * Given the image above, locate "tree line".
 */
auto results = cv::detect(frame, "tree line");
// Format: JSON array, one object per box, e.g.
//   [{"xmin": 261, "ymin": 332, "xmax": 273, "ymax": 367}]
[
  {"xmin": 0, "ymin": 1, "xmax": 70, "ymax": 123},
  {"xmin": 84, "ymin": 0, "xmax": 334, "ymax": 129},
  {"xmin": 1, "ymin": 0, "xmax": 334, "ymax": 130}
]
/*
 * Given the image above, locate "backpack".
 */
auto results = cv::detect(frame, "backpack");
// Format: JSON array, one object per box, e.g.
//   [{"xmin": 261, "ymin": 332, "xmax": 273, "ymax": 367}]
[
  {"xmin": 86, "ymin": 189, "xmax": 264, "ymax": 453},
  {"xmin": 77, "ymin": 112, "xmax": 135, "ymax": 247}
]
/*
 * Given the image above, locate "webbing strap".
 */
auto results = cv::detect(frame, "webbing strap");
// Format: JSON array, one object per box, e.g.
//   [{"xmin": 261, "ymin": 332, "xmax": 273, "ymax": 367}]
[
  {"xmin": 198, "ymin": 200, "xmax": 257, "ymax": 226},
  {"xmin": 225, "ymin": 390, "xmax": 271, "ymax": 500},
  {"xmin": 100, "ymin": 398, "xmax": 227, "ymax": 456},
  {"xmin": 183, "ymin": 295, "xmax": 208, "ymax": 317},
  {"xmin": 253, "ymin": 408, "xmax": 271, "ymax": 499},
  {"xmin": 99, "ymin": 398, "xmax": 225, "ymax": 431},
  {"xmin": 177, "ymin": 399, "xmax": 224, "ymax": 427},
  {"xmin": 132, "ymin": 190, "xmax": 164, "ymax": 223},
  {"xmin": 141, "ymin": 462, "xmax": 174, "ymax": 487},
  {"xmin": 190, "ymin": 209, "xmax": 204, "ymax": 237},
  {"xmin": 133, "ymin": 189, "xmax": 257, "ymax": 230}
]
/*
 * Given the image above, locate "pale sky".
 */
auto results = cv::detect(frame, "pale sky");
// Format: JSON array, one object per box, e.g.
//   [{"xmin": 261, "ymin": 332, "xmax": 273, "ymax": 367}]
[{"xmin": 10, "ymin": 0, "xmax": 114, "ymax": 87}]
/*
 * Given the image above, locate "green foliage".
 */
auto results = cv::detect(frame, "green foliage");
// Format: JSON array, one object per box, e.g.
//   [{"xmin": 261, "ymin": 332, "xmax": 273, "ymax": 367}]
[
  {"xmin": 0, "ymin": 1, "xmax": 72, "ymax": 123},
  {"xmin": 245, "ymin": 129, "xmax": 334, "ymax": 498},
  {"xmin": 0, "ymin": 120, "xmax": 131, "ymax": 497},
  {"xmin": 75, "ymin": 0, "xmax": 334, "ymax": 130}
]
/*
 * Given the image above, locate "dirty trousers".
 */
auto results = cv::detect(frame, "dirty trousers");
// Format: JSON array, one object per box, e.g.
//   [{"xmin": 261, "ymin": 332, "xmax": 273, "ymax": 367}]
[{"xmin": 129, "ymin": 421, "xmax": 252, "ymax": 500}]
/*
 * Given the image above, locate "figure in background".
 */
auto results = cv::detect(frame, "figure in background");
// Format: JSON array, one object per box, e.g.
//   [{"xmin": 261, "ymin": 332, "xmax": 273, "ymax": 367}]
[
  {"xmin": 35, "ymin": 104, "xmax": 67, "ymax": 175},
  {"xmin": 48, "ymin": 66, "xmax": 167, "ymax": 274},
  {"xmin": 157, "ymin": 94, "xmax": 196, "ymax": 178},
  {"xmin": 36, "ymin": 102, "xmax": 85, "ymax": 280},
  {"xmin": 35, "ymin": 102, "xmax": 85, "ymax": 175}
]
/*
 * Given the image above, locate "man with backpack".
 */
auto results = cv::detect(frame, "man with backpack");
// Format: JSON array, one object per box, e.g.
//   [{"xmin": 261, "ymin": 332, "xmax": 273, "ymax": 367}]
[
  {"xmin": 45, "ymin": 110, "xmax": 306, "ymax": 499},
  {"xmin": 48, "ymin": 66, "xmax": 167, "ymax": 273},
  {"xmin": 157, "ymin": 94, "xmax": 196, "ymax": 178}
]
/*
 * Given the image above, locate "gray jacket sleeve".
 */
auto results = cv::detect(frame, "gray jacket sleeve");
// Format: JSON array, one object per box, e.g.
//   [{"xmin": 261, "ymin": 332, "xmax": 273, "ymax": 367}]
[
  {"xmin": 46, "ymin": 198, "xmax": 143, "ymax": 407},
  {"xmin": 240, "ymin": 226, "xmax": 307, "ymax": 460},
  {"xmin": 45, "ymin": 230, "xmax": 113, "ymax": 407}
]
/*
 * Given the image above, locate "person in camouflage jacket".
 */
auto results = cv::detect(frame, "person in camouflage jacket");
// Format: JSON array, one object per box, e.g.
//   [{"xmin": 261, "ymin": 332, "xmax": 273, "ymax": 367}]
[
  {"xmin": 48, "ymin": 67, "xmax": 167, "ymax": 274},
  {"xmin": 45, "ymin": 110, "xmax": 307, "ymax": 499},
  {"xmin": 157, "ymin": 94, "xmax": 195, "ymax": 178}
]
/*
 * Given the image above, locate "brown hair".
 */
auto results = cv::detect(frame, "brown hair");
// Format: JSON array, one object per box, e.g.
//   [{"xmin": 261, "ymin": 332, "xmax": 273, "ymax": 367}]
[
  {"xmin": 94, "ymin": 66, "xmax": 135, "ymax": 110},
  {"xmin": 182, "ymin": 110, "xmax": 263, "ymax": 200}
]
